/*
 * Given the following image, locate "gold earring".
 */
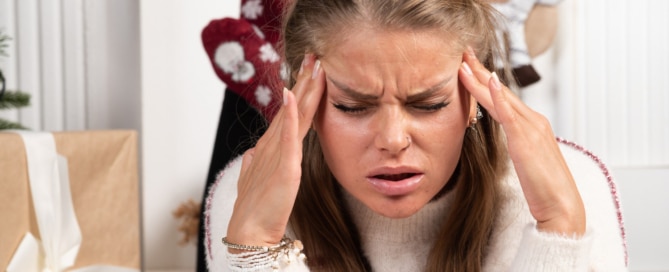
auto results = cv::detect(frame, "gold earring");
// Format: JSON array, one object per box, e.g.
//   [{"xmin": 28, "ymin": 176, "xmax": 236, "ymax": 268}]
[
  {"xmin": 469, "ymin": 105, "xmax": 483, "ymax": 129},
  {"xmin": 469, "ymin": 117, "xmax": 478, "ymax": 129}
]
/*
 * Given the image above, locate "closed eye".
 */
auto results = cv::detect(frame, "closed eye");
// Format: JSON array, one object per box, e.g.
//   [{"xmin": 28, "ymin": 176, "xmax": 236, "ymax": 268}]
[
  {"xmin": 333, "ymin": 103, "xmax": 369, "ymax": 114},
  {"xmin": 411, "ymin": 101, "xmax": 449, "ymax": 112}
]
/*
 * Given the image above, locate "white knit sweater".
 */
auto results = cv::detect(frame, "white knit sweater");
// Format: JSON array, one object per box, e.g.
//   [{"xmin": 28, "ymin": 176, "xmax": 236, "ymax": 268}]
[{"xmin": 204, "ymin": 139, "xmax": 628, "ymax": 271}]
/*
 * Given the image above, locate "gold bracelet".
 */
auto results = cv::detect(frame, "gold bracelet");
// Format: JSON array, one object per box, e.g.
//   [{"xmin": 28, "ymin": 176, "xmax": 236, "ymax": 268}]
[
  {"xmin": 221, "ymin": 236, "xmax": 288, "ymax": 252},
  {"xmin": 222, "ymin": 236, "xmax": 306, "ymax": 270}
]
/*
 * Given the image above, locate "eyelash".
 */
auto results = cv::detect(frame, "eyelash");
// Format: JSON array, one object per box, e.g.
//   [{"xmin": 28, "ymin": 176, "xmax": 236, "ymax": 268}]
[
  {"xmin": 413, "ymin": 102, "xmax": 448, "ymax": 111},
  {"xmin": 333, "ymin": 104, "xmax": 368, "ymax": 113},
  {"xmin": 332, "ymin": 102, "xmax": 449, "ymax": 114}
]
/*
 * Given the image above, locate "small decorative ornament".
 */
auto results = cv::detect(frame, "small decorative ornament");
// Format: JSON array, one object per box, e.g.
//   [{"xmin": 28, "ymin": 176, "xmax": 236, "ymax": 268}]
[
  {"xmin": 469, "ymin": 105, "xmax": 483, "ymax": 129},
  {"xmin": 172, "ymin": 199, "xmax": 201, "ymax": 245}
]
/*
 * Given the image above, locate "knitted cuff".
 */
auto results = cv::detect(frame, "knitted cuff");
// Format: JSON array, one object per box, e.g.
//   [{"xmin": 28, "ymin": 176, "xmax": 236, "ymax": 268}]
[{"xmin": 510, "ymin": 224, "xmax": 593, "ymax": 271}]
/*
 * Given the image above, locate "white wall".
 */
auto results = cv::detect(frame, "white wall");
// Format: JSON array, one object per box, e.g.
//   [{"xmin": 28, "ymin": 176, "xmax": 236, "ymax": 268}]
[
  {"xmin": 553, "ymin": 0, "xmax": 669, "ymax": 270},
  {"xmin": 139, "ymin": 0, "xmax": 237, "ymax": 270},
  {"xmin": 0, "ymin": 0, "xmax": 141, "ymax": 132}
]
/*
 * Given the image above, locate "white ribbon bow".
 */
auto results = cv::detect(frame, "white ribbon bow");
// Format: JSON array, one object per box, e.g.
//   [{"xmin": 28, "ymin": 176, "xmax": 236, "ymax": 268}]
[{"xmin": 6, "ymin": 131, "xmax": 138, "ymax": 272}]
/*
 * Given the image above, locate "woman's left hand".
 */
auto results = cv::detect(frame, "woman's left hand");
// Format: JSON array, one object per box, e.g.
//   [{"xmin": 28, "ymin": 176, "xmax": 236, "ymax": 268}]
[{"xmin": 458, "ymin": 48, "xmax": 586, "ymax": 236}]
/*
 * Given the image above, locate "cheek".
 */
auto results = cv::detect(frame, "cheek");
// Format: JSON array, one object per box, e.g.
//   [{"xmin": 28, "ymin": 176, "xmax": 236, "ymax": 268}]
[
  {"xmin": 417, "ymin": 105, "xmax": 469, "ymax": 167},
  {"xmin": 429, "ymin": 99, "xmax": 469, "ymax": 132},
  {"xmin": 315, "ymin": 110, "xmax": 371, "ymax": 188},
  {"xmin": 316, "ymin": 108, "xmax": 369, "ymax": 161}
]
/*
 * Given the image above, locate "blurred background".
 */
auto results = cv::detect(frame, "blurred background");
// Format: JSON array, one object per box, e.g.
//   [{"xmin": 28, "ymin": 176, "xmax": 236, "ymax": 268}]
[{"xmin": 0, "ymin": 0, "xmax": 666, "ymax": 271}]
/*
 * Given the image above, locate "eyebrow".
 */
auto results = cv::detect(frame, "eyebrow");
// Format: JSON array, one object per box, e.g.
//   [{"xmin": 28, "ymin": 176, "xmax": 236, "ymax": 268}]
[
  {"xmin": 328, "ymin": 78, "xmax": 380, "ymax": 100},
  {"xmin": 327, "ymin": 76, "xmax": 453, "ymax": 102}
]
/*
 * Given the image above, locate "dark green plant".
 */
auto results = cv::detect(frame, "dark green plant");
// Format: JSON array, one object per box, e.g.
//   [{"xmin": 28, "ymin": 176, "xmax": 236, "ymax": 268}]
[
  {"xmin": 0, "ymin": 30, "xmax": 10, "ymax": 57},
  {"xmin": 0, "ymin": 30, "xmax": 30, "ymax": 130},
  {"xmin": 0, "ymin": 89, "xmax": 30, "ymax": 110}
]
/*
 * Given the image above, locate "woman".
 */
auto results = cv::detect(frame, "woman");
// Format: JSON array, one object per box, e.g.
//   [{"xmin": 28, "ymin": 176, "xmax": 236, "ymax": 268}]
[{"xmin": 204, "ymin": 0, "xmax": 627, "ymax": 271}]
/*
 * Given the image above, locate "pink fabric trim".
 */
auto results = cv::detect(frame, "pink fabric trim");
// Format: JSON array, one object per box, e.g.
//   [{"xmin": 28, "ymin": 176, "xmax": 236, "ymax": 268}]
[
  {"xmin": 204, "ymin": 168, "xmax": 228, "ymax": 261},
  {"xmin": 556, "ymin": 137, "xmax": 629, "ymax": 266}
]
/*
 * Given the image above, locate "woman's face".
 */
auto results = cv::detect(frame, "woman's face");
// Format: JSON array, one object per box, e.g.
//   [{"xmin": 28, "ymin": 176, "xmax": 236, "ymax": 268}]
[{"xmin": 315, "ymin": 28, "xmax": 477, "ymax": 218}]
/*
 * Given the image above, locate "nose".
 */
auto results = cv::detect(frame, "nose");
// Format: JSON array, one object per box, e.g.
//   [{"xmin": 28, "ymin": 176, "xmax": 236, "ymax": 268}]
[{"xmin": 373, "ymin": 108, "xmax": 411, "ymax": 154}]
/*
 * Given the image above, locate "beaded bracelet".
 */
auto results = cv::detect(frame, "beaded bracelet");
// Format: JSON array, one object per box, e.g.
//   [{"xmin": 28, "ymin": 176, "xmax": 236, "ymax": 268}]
[{"xmin": 222, "ymin": 236, "xmax": 306, "ymax": 271}]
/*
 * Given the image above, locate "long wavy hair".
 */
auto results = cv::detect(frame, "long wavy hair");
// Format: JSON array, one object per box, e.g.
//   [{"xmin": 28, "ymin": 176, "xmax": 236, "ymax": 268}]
[{"xmin": 282, "ymin": 0, "xmax": 509, "ymax": 271}]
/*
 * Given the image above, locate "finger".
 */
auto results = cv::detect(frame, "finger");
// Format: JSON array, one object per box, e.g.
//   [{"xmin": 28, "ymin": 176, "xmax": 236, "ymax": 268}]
[
  {"xmin": 279, "ymin": 89, "xmax": 301, "ymax": 177},
  {"xmin": 488, "ymin": 72, "xmax": 518, "ymax": 126},
  {"xmin": 296, "ymin": 59, "xmax": 325, "ymax": 138},
  {"xmin": 459, "ymin": 61, "xmax": 496, "ymax": 119},
  {"xmin": 292, "ymin": 54, "xmax": 316, "ymax": 101},
  {"xmin": 463, "ymin": 48, "xmax": 534, "ymax": 117},
  {"xmin": 461, "ymin": 48, "xmax": 540, "ymax": 125},
  {"xmin": 463, "ymin": 48, "xmax": 496, "ymax": 90},
  {"xmin": 288, "ymin": 54, "xmax": 325, "ymax": 139}
]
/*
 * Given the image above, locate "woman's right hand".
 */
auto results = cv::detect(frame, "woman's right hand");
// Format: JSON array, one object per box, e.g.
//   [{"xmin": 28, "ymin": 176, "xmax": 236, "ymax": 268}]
[{"xmin": 226, "ymin": 54, "xmax": 325, "ymax": 250}]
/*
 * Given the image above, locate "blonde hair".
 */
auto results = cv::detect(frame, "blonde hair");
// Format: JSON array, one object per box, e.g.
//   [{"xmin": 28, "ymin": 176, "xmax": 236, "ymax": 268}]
[{"xmin": 283, "ymin": 0, "xmax": 509, "ymax": 271}]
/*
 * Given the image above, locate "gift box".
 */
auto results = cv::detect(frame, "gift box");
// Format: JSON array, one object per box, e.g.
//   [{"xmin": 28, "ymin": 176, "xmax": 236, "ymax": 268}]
[{"xmin": 0, "ymin": 130, "xmax": 141, "ymax": 271}]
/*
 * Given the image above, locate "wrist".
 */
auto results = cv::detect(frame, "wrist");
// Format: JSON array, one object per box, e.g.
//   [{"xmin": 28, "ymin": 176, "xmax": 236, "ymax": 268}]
[
  {"xmin": 226, "ymin": 219, "xmax": 287, "ymax": 250},
  {"xmin": 536, "ymin": 219, "xmax": 585, "ymax": 237},
  {"xmin": 223, "ymin": 236, "xmax": 306, "ymax": 271},
  {"xmin": 224, "ymin": 233, "xmax": 284, "ymax": 254},
  {"xmin": 535, "ymin": 204, "xmax": 586, "ymax": 236}
]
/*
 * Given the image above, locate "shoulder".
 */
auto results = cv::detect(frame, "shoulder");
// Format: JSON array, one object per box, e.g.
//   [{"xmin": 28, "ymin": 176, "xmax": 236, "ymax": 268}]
[
  {"xmin": 203, "ymin": 155, "xmax": 244, "ymax": 271},
  {"xmin": 483, "ymin": 138, "xmax": 627, "ymax": 270},
  {"xmin": 556, "ymin": 137, "xmax": 615, "ymax": 186},
  {"xmin": 555, "ymin": 138, "xmax": 628, "ymax": 268}
]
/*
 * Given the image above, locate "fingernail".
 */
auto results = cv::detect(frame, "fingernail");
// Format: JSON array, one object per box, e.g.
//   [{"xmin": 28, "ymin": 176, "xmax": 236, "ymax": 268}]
[
  {"xmin": 491, "ymin": 72, "xmax": 501, "ymax": 90},
  {"xmin": 462, "ymin": 62, "xmax": 473, "ymax": 75},
  {"xmin": 311, "ymin": 60, "xmax": 321, "ymax": 79},
  {"xmin": 299, "ymin": 59, "xmax": 306, "ymax": 75},
  {"xmin": 283, "ymin": 87, "xmax": 289, "ymax": 106}
]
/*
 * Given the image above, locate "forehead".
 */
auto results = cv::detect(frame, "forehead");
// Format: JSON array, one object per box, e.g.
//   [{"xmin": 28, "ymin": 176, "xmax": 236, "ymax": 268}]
[
  {"xmin": 320, "ymin": 28, "xmax": 463, "ymax": 94},
  {"xmin": 323, "ymin": 25, "xmax": 461, "ymax": 58}
]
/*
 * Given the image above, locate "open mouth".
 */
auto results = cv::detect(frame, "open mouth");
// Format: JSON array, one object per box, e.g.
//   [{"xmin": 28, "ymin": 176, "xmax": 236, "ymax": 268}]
[{"xmin": 373, "ymin": 173, "xmax": 418, "ymax": 181}]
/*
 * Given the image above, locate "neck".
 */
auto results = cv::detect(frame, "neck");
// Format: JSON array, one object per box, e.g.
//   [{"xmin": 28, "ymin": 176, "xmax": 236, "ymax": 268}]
[{"xmin": 343, "ymin": 190, "xmax": 455, "ymax": 243}]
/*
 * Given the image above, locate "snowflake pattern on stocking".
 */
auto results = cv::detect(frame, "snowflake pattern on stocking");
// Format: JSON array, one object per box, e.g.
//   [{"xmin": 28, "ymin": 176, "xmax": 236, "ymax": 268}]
[
  {"xmin": 259, "ymin": 43, "xmax": 279, "ymax": 63},
  {"xmin": 279, "ymin": 62, "xmax": 289, "ymax": 81},
  {"xmin": 242, "ymin": 0, "xmax": 263, "ymax": 20},
  {"xmin": 255, "ymin": 85, "xmax": 272, "ymax": 106},
  {"xmin": 214, "ymin": 41, "xmax": 255, "ymax": 82},
  {"xmin": 251, "ymin": 24, "xmax": 265, "ymax": 39}
]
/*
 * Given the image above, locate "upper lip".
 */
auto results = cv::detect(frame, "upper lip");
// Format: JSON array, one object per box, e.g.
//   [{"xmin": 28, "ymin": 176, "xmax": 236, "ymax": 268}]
[{"xmin": 367, "ymin": 166, "xmax": 423, "ymax": 178}]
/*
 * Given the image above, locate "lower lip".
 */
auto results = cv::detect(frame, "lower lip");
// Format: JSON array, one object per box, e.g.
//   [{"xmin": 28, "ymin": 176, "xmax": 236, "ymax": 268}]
[{"xmin": 367, "ymin": 174, "xmax": 424, "ymax": 196}]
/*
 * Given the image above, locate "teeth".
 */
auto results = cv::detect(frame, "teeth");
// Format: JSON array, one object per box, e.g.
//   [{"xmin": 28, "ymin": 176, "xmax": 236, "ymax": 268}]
[{"xmin": 376, "ymin": 173, "xmax": 414, "ymax": 181}]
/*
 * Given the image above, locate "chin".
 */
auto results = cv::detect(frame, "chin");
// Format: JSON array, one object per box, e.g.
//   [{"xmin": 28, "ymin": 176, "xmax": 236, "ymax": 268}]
[{"xmin": 368, "ymin": 197, "xmax": 426, "ymax": 219}]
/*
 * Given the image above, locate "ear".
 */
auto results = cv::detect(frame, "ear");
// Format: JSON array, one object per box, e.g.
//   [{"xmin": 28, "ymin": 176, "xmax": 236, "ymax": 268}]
[{"xmin": 468, "ymin": 95, "xmax": 478, "ymax": 121}]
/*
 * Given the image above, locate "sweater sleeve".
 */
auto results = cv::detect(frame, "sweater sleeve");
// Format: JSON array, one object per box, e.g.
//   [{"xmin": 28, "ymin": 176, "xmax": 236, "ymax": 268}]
[
  {"xmin": 510, "ymin": 225, "xmax": 593, "ymax": 271},
  {"xmin": 204, "ymin": 156, "xmax": 310, "ymax": 272},
  {"xmin": 484, "ymin": 140, "xmax": 628, "ymax": 271}
]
